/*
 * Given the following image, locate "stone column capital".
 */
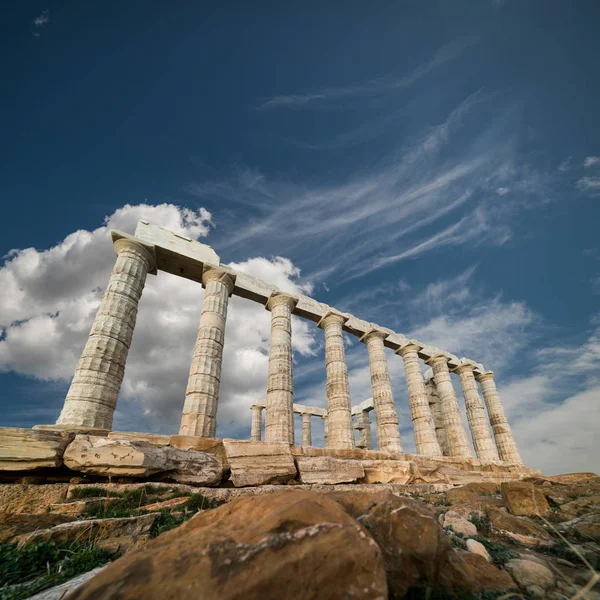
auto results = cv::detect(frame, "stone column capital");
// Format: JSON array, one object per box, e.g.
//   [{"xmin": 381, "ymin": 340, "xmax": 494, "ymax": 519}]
[
  {"xmin": 359, "ymin": 328, "xmax": 389, "ymax": 344},
  {"xmin": 202, "ymin": 265, "xmax": 236, "ymax": 295},
  {"xmin": 112, "ymin": 236, "xmax": 157, "ymax": 274},
  {"xmin": 395, "ymin": 342, "xmax": 423, "ymax": 357},
  {"xmin": 453, "ymin": 363, "xmax": 476, "ymax": 375},
  {"xmin": 425, "ymin": 354, "xmax": 450, "ymax": 367},
  {"xmin": 250, "ymin": 403, "xmax": 265, "ymax": 411},
  {"xmin": 265, "ymin": 291, "xmax": 298, "ymax": 312},
  {"xmin": 475, "ymin": 370, "xmax": 495, "ymax": 382},
  {"xmin": 317, "ymin": 310, "xmax": 349, "ymax": 329}
]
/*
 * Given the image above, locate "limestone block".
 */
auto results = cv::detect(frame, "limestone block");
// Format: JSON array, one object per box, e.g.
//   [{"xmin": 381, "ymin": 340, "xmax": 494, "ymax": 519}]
[
  {"xmin": 295, "ymin": 456, "xmax": 364, "ymax": 484},
  {"xmin": 222, "ymin": 440, "xmax": 297, "ymax": 487},
  {"xmin": 0, "ymin": 427, "xmax": 76, "ymax": 471},
  {"xmin": 465, "ymin": 539, "xmax": 491, "ymax": 562},
  {"xmin": 0, "ymin": 484, "xmax": 70, "ymax": 514},
  {"xmin": 63, "ymin": 435, "xmax": 223, "ymax": 485},
  {"xmin": 504, "ymin": 559, "xmax": 555, "ymax": 592},
  {"xmin": 438, "ymin": 510, "xmax": 478, "ymax": 537},
  {"xmin": 169, "ymin": 435, "xmax": 228, "ymax": 464},
  {"xmin": 360, "ymin": 459, "xmax": 412, "ymax": 484},
  {"xmin": 500, "ymin": 481, "xmax": 551, "ymax": 516},
  {"xmin": 108, "ymin": 431, "xmax": 171, "ymax": 445}
]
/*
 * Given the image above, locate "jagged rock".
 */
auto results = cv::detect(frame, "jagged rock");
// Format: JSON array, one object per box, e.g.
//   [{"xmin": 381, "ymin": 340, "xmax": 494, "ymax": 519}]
[
  {"xmin": 486, "ymin": 507, "xmax": 553, "ymax": 546},
  {"xmin": 439, "ymin": 510, "xmax": 478, "ymax": 537},
  {"xmin": 67, "ymin": 490, "xmax": 388, "ymax": 600},
  {"xmin": 559, "ymin": 495, "xmax": 600, "ymax": 520},
  {"xmin": 501, "ymin": 481, "xmax": 551, "ymax": 516},
  {"xmin": 0, "ymin": 484, "xmax": 69, "ymax": 514},
  {"xmin": 63, "ymin": 435, "xmax": 223, "ymax": 485},
  {"xmin": 223, "ymin": 440, "xmax": 297, "ymax": 487},
  {"xmin": 465, "ymin": 538, "xmax": 490, "ymax": 561},
  {"xmin": 15, "ymin": 513, "xmax": 159, "ymax": 554},
  {"xmin": 0, "ymin": 428, "xmax": 75, "ymax": 471},
  {"xmin": 0, "ymin": 512, "xmax": 76, "ymax": 543},
  {"xmin": 505, "ymin": 558, "xmax": 555, "ymax": 592},
  {"xmin": 328, "ymin": 489, "xmax": 513, "ymax": 597},
  {"xmin": 360, "ymin": 460, "xmax": 411, "ymax": 484},
  {"xmin": 296, "ymin": 457, "xmax": 364, "ymax": 484}
]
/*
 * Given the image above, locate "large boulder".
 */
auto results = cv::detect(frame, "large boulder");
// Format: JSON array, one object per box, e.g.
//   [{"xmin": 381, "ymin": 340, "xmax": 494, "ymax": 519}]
[
  {"xmin": 504, "ymin": 558, "xmax": 555, "ymax": 593},
  {"xmin": 486, "ymin": 507, "xmax": 553, "ymax": 546},
  {"xmin": 63, "ymin": 435, "xmax": 223, "ymax": 485},
  {"xmin": 0, "ymin": 483, "xmax": 70, "ymax": 514},
  {"xmin": 0, "ymin": 427, "xmax": 76, "ymax": 471},
  {"xmin": 328, "ymin": 489, "xmax": 513, "ymax": 597},
  {"xmin": 438, "ymin": 510, "xmax": 478, "ymax": 537},
  {"xmin": 500, "ymin": 481, "xmax": 551, "ymax": 516},
  {"xmin": 295, "ymin": 457, "xmax": 364, "ymax": 484},
  {"xmin": 15, "ymin": 513, "xmax": 159, "ymax": 554},
  {"xmin": 223, "ymin": 440, "xmax": 297, "ymax": 486},
  {"xmin": 446, "ymin": 482, "xmax": 500, "ymax": 504},
  {"xmin": 67, "ymin": 490, "xmax": 388, "ymax": 600}
]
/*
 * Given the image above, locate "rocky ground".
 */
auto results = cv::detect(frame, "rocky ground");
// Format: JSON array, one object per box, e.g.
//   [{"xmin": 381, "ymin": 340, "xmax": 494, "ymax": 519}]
[{"xmin": 0, "ymin": 474, "xmax": 598, "ymax": 599}]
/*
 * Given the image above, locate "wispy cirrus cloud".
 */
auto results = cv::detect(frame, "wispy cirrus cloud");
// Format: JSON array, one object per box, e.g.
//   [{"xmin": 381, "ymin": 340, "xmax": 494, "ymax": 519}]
[
  {"xmin": 576, "ymin": 176, "xmax": 600, "ymax": 195},
  {"xmin": 257, "ymin": 41, "xmax": 471, "ymax": 110},
  {"xmin": 583, "ymin": 156, "xmax": 600, "ymax": 168}
]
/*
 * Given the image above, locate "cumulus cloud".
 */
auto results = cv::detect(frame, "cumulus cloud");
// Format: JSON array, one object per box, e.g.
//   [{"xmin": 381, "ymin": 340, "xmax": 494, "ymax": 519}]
[
  {"xmin": 583, "ymin": 156, "xmax": 600, "ymax": 168},
  {"xmin": 0, "ymin": 204, "xmax": 316, "ymax": 437},
  {"xmin": 576, "ymin": 176, "xmax": 600, "ymax": 195}
]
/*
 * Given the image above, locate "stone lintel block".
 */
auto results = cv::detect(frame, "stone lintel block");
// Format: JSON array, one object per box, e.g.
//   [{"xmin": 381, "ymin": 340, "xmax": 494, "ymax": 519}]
[
  {"xmin": 108, "ymin": 431, "xmax": 171, "ymax": 445},
  {"xmin": 419, "ymin": 345, "xmax": 446, "ymax": 361},
  {"xmin": 295, "ymin": 456, "xmax": 365, "ymax": 484},
  {"xmin": 350, "ymin": 398, "xmax": 375, "ymax": 416},
  {"xmin": 317, "ymin": 309, "xmax": 351, "ymax": 329},
  {"xmin": 231, "ymin": 271, "xmax": 278, "ymax": 304},
  {"xmin": 169, "ymin": 435, "xmax": 228, "ymax": 465},
  {"xmin": 342, "ymin": 315, "xmax": 371, "ymax": 337},
  {"xmin": 222, "ymin": 440, "xmax": 297, "ymax": 487},
  {"xmin": 293, "ymin": 294, "xmax": 330, "ymax": 323},
  {"xmin": 33, "ymin": 424, "xmax": 110, "ymax": 436},
  {"xmin": 0, "ymin": 427, "xmax": 77, "ymax": 471},
  {"xmin": 382, "ymin": 332, "xmax": 410, "ymax": 350},
  {"xmin": 291, "ymin": 445, "xmax": 402, "ymax": 462},
  {"xmin": 293, "ymin": 403, "xmax": 327, "ymax": 417},
  {"xmin": 110, "ymin": 230, "xmax": 157, "ymax": 275}
]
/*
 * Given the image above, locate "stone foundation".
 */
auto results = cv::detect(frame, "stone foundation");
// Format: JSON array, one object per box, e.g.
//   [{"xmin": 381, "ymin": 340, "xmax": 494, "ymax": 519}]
[{"xmin": 0, "ymin": 427, "xmax": 539, "ymax": 488}]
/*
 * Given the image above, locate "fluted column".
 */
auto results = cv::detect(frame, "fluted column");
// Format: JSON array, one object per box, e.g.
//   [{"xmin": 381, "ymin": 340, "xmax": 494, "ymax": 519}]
[
  {"xmin": 57, "ymin": 237, "xmax": 155, "ymax": 430},
  {"xmin": 356, "ymin": 410, "xmax": 373, "ymax": 449},
  {"xmin": 426, "ymin": 355, "xmax": 471, "ymax": 458},
  {"xmin": 361, "ymin": 330, "xmax": 402, "ymax": 452},
  {"xmin": 179, "ymin": 266, "xmax": 236, "ymax": 437},
  {"xmin": 424, "ymin": 375, "xmax": 449, "ymax": 456},
  {"xmin": 323, "ymin": 415, "xmax": 329, "ymax": 447},
  {"xmin": 301, "ymin": 413, "xmax": 312, "ymax": 446},
  {"xmin": 455, "ymin": 364, "xmax": 498, "ymax": 460},
  {"xmin": 250, "ymin": 404, "xmax": 263, "ymax": 442},
  {"xmin": 476, "ymin": 371, "xmax": 522, "ymax": 464},
  {"xmin": 318, "ymin": 312, "xmax": 354, "ymax": 449},
  {"xmin": 396, "ymin": 344, "xmax": 441, "ymax": 456},
  {"xmin": 264, "ymin": 293, "xmax": 297, "ymax": 444}
]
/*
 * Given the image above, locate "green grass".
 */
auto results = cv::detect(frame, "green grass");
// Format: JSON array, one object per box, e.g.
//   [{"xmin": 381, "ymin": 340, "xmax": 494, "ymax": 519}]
[
  {"xmin": 0, "ymin": 541, "xmax": 110, "ymax": 600},
  {"xmin": 69, "ymin": 486, "xmax": 119, "ymax": 499},
  {"xmin": 470, "ymin": 537, "xmax": 519, "ymax": 565},
  {"xmin": 534, "ymin": 539, "xmax": 584, "ymax": 564}
]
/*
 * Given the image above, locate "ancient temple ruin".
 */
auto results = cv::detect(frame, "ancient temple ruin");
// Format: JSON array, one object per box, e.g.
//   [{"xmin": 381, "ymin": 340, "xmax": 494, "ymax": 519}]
[{"xmin": 56, "ymin": 220, "xmax": 521, "ymax": 463}]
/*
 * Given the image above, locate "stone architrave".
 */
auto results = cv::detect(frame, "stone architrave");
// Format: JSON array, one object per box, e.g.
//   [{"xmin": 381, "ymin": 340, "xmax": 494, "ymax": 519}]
[
  {"xmin": 180, "ymin": 266, "xmax": 236, "ymax": 437},
  {"xmin": 396, "ymin": 343, "xmax": 441, "ymax": 456},
  {"xmin": 318, "ymin": 312, "xmax": 355, "ymax": 449},
  {"xmin": 424, "ymin": 377, "xmax": 449, "ymax": 456},
  {"xmin": 264, "ymin": 293, "xmax": 298, "ymax": 444},
  {"xmin": 455, "ymin": 364, "xmax": 498, "ymax": 461},
  {"xmin": 426, "ymin": 356, "xmax": 471, "ymax": 458},
  {"xmin": 476, "ymin": 371, "xmax": 522, "ymax": 464},
  {"xmin": 301, "ymin": 413, "xmax": 312, "ymax": 447},
  {"xmin": 57, "ymin": 237, "xmax": 155, "ymax": 430},
  {"xmin": 361, "ymin": 330, "xmax": 403, "ymax": 453},
  {"xmin": 250, "ymin": 405, "xmax": 263, "ymax": 442}
]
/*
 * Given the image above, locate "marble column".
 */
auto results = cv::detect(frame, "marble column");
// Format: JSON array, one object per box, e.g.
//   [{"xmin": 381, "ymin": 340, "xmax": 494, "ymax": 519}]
[
  {"xmin": 302, "ymin": 413, "xmax": 312, "ymax": 447},
  {"xmin": 424, "ymin": 376, "xmax": 449, "ymax": 456},
  {"xmin": 250, "ymin": 404, "xmax": 263, "ymax": 442},
  {"xmin": 322, "ymin": 415, "xmax": 329, "ymax": 447},
  {"xmin": 57, "ymin": 237, "xmax": 155, "ymax": 430},
  {"xmin": 179, "ymin": 266, "xmax": 235, "ymax": 437},
  {"xmin": 361, "ymin": 330, "xmax": 403, "ymax": 453},
  {"xmin": 455, "ymin": 364, "xmax": 498, "ymax": 460},
  {"xmin": 318, "ymin": 312, "xmax": 355, "ymax": 449},
  {"xmin": 264, "ymin": 293, "xmax": 297, "ymax": 444},
  {"xmin": 476, "ymin": 371, "xmax": 522, "ymax": 464},
  {"xmin": 396, "ymin": 343, "xmax": 441, "ymax": 456},
  {"xmin": 358, "ymin": 410, "xmax": 373, "ymax": 449},
  {"xmin": 426, "ymin": 355, "xmax": 471, "ymax": 458}
]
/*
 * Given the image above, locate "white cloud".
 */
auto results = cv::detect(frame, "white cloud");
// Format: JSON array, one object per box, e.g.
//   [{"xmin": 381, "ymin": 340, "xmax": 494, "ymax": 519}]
[
  {"xmin": 558, "ymin": 157, "xmax": 571, "ymax": 172},
  {"xmin": 496, "ymin": 187, "xmax": 510, "ymax": 195},
  {"xmin": 0, "ymin": 204, "xmax": 316, "ymax": 436},
  {"xmin": 33, "ymin": 10, "xmax": 49, "ymax": 27},
  {"xmin": 583, "ymin": 156, "xmax": 600, "ymax": 168},
  {"xmin": 576, "ymin": 176, "xmax": 600, "ymax": 195}
]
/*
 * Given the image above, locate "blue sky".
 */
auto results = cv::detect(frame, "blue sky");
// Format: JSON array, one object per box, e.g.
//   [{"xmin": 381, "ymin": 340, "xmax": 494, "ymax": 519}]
[{"xmin": 1, "ymin": 1, "xmax": 599, "ymax": 475}]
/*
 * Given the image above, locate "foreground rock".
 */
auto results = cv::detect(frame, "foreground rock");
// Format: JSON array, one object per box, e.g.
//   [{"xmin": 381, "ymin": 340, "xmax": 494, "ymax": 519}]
[
  {"xmin": 500, "ymin": 481, "xmax": 551, "ymax": 516},
  {"xmin": 63, "ymin": 435, "xmax": 223, "ymax": 485},
  {"xmin": 0, "ymin": 428, "xmax": 75, "ymax": 471},
  {"xmin": 15, "ymin": 513, "xmax": 159, "ymax": 554},
  {"xmin": 68, "ymin": 490, "xmax": 388, "ymax": 600},
  {"xmin": 0, "ymin": 512, "xmax": 76, "ymax": 543},
  {"xmin": 29, "ymin": 566, "xmax": 107, "ymax": 600},
  {"xmin": 0, "ymin": 483, "xmax": 69, "ymax": 513},
  {"xmin": 223, "ymin": 440, "xmax": 297, "ymax": 486},
  {"xmin": 504, "ymin": 558, "xmax": 555, "ymax": 596}
]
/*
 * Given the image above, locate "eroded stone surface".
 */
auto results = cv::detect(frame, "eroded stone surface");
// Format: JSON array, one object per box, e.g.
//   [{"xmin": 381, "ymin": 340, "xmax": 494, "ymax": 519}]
[
  {"xmin": 361, "ymin": 459, "xmax": 412, "ymax": 484},
  {"xmin": 63, "ymin": 435, "xmax": 223, "ymax": 485},
  {"xmin": 0, "ymin": 427, "xmax": 75, "ymax": 471},
  {"xmin": 501, "ymin": 481, "xmax": 551, "ymax": 516},
  {"xmin": 0, "ymin": 483, "xmax": 70, "ymax": 513},
  {"xmin": 0, "ymin": 513, "xmax": 76, "ymax": 543},
  {"xmin": 296, "ymin": 456, "xmax": 364, "ymax": 485},
  {"xmin": 223, "ymin": 440, "xmax": 297, "ymax": 487},
  {"xmin": 439, "ymin": 510, "xmax": 478, "ymax": 537}
]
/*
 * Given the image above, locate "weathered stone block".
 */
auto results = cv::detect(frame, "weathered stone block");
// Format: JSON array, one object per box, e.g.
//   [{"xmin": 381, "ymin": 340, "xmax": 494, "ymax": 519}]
[
  {"xmin": 0, "ymin": 427, "xmax": 76, "ymax": 471},
  {"xmin": 296, "ymin": 457, "xmax": 364, "ymax": 485},
  {"xmin": 108, "ymin": 431, "xmax": 171, "ymax": 445},
  {"xmin": 169, "ymin": 435, "xmax": 228, "ymax": 465},
  {"xmin": 222, "ymin": 440, "xmax": 297, "ymax": 487},
  {"xmin": 360, "ymin": 459, "xmax": 412, "ymax": 484},
  {"xmin": 0, "ymin": 484, "xmax": 70, "ymax": 514},
  {"xmin": 500, "ymin": 481, "xmax": 551, "ymax": 516},
  {"xmin": 63, "ymin": 435, "xmax": 223, "ymax": 485}
]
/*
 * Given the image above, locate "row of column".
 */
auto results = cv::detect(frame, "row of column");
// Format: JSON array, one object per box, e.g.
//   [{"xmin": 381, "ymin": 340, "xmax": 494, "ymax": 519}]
[{"xmin": 57, "ymin": 237, "xmax": 522, "ymax": 465}]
